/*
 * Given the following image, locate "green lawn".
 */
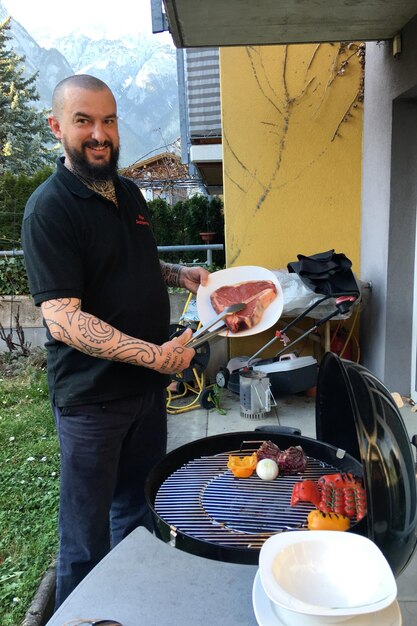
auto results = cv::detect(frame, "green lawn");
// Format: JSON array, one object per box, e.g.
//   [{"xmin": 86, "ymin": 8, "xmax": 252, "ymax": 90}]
[{"xmin": 0, "ymin": 358, "xmax": 59, "ymax": 626}]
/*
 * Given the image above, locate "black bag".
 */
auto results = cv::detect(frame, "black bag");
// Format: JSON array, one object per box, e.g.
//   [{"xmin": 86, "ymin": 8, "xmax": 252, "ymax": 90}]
[{"xmin": 287, "ymin": 250, "xmax": 360, "ymax": 297}]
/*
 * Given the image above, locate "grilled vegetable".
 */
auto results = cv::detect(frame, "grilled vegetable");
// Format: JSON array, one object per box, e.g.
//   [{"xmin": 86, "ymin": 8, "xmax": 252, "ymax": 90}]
[
  {"xmin": 318, "ymin": 473, "xmax": 367, "ymax": 520},
  {"xmin": 227, "ymin": 452, "xmax": 258, "ymax": 478},
  {"xmin": 307, "ymin": 509, "xmax": 350, "ymax": 531},
  {"xmin": 291, "ymin": 480, "xmax": 321, "ymax": 507},
  {"xmin": 319, "ymin": 482, "xmax": 345, "ymax": 515},
  {"xmin": 343, "ymin": 483, "xmax": 367, "ymax": 521},
  {"xmin": 318, "ymin": 472, "xmax": 356, "ymax": 486},
  {"xmin": 256, "ymin": 458, "xmax": 279, "ymax": 480}
]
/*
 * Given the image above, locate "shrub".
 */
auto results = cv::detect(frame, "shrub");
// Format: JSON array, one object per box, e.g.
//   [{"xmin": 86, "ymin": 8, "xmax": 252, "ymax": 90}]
[
  {"xmin": 0, "ymin": 167, "xmax": 53, "ymax": 250},
  {"xmin": 0, "ymin": 256, "xmax": 29, "ymax": 296},
  {"xmin": 149, "ymin": 194, "xmax": 225, "ymax": 266},
  {"xmin": 0, "ymin": 167, "xmax": 53, "ymax": 296}
]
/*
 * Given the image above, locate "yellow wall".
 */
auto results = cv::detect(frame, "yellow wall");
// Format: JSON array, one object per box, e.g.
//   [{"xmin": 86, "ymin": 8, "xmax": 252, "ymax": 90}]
[{"xmin": 220, "ymin": 43, "xmax": 363, "ymax": 357}]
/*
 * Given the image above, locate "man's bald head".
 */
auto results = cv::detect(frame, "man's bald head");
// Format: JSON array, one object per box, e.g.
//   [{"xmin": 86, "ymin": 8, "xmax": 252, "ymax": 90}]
[
  {"xmin": 52, "ymin": 75, "xmax": 114, "ymax": 119},
  {"xmin": 49, "ymin": 74, "xmax": 120, "ymax": 180}
]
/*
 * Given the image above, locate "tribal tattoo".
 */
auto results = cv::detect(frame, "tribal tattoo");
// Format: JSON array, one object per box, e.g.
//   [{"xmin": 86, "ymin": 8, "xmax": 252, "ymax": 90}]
[
  {"xmin": 41, "ymin": 298, "xmax": 191, "ymax": 373},
  {"xmin": 78, "ymin": 314, "xmax": 115, "ymax": 344},
  {"xmin": 71, "ymin": 169, "xmax": 119, "ymax": 206}
]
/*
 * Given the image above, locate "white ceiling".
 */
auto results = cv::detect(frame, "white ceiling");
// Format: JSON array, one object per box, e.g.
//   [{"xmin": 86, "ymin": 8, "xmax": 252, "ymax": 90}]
[{"xmin": 162, "ymin": 0, "xmax": 417, "ymax": 47}]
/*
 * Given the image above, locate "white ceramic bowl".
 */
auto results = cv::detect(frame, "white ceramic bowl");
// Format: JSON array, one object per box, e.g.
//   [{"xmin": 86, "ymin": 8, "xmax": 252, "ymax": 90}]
[{"xmin": 259, "ymin": 531, "xmax": 397, "ymax": 623}]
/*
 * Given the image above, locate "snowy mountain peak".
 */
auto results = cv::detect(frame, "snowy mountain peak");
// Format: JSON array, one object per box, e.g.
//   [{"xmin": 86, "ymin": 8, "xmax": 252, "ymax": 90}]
[{"xmin": 0, "ymin": 0, "xmax": 180, "ymax": 167}]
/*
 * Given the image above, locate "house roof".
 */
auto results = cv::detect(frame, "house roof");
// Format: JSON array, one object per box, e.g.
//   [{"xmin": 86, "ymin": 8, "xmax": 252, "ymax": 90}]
[{"xmin": 120, "ymin": 152, "xmax": 189, "ymax": 183}]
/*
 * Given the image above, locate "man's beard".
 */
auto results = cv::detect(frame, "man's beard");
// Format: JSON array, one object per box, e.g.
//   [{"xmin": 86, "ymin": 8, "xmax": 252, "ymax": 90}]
[{"xmin": 63, "ymin": 138, "xmax": 120, "ymax": 182}]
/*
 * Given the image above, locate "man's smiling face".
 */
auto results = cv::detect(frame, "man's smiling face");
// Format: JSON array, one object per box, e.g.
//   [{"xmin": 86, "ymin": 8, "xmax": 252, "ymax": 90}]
[{"xmin": 49, "ymin": 85, "xmax": 120, "ymax": 180}]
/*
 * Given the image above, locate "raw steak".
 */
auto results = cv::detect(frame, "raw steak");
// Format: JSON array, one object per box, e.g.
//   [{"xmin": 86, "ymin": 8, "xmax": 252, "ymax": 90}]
[{"xmin": 210, "ymin": 280, "xmax": 277, "ymax": 333}]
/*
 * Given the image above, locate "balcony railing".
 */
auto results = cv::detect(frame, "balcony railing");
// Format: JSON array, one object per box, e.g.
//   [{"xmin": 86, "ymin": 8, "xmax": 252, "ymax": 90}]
[{"xmin": 0, "ymin": 244, "xmax": 224, "ymax": 268}]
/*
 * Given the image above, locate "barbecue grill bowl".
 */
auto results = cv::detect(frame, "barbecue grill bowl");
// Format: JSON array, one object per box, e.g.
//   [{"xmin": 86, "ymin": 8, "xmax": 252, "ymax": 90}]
[
  {"xmin": 145, "ymin": 430, "xmax": 364, "ymax": 565},
  {"xmin": 259, "ymin": 530, "xmax": 397, "ymax": 623}
]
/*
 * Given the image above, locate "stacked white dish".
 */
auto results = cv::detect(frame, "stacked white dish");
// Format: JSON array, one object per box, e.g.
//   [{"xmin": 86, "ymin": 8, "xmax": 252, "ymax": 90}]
[{"xmin": 253, "ymin": 531, "xmax": 401, "ymax": 626}]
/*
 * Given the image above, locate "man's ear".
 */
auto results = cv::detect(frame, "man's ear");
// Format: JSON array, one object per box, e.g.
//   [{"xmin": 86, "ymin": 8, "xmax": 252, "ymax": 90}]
[{"xmin": 48, "ymin": 116, "xmax": 62, "ymax": 140}]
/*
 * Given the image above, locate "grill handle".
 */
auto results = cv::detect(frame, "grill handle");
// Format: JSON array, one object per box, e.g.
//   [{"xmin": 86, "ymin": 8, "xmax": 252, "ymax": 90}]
[
  {"xmin": 255, "ymin": 425, "xmax": 302, "ymax": 436},
  {"xmin": 411, "ymin": 435, "xmax": 417, "ymax": 478}
]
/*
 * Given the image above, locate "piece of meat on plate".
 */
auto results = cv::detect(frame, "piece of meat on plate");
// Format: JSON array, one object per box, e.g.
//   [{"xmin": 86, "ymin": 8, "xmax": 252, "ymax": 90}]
[{"xmin": 210, "ymin": 280, "xmax": 277, "ymax": 333}]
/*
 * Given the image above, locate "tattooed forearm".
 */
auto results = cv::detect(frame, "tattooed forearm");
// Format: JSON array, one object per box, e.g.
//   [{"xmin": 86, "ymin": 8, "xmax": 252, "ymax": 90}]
[
  {"xmin": 160, "ymin": 261, "xmax": 183, "ymax": 287},
  {"xmin": 40, "ymin": 297, "xmax": 192, "ymax": 374},
  {"xmin": 42, "ymin": 299, "xmax": 149, "ymax": 361}
]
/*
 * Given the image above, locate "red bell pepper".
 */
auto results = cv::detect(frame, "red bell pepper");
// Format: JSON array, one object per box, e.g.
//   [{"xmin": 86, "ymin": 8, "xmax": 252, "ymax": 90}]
[{"xmin": 291, "ymin": 480, "xmax": 321, "ymax": 507}]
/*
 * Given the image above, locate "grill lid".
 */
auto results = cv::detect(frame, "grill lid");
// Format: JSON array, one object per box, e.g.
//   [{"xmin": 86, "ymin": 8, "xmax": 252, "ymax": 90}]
[{"xmin": 316, "ymin": 352, "xmax": 417, "ymax": 575}]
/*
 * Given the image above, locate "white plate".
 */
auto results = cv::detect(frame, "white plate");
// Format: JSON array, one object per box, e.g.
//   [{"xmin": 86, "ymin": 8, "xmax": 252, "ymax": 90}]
[
  {"xmin": 258, "ymin": 531, "xmax": 397, "ymax": 617},
  {"xmin": 252, "ymin": 570, "xmax": 402, "ymax": 626},
  {"xmin": 196, "ymin": 266, "xmax": 284, "ymax": 337}
]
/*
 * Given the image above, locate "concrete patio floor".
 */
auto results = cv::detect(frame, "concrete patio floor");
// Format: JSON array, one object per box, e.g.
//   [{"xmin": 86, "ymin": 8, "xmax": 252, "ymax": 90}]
[{"xmin": 167, "ymin": 386, "xmax": 417, "ymax": 626}]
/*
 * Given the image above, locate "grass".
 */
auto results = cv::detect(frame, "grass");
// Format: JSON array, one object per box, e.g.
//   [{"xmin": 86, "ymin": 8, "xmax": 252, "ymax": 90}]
[{"xmin": 0, "ymin": 352, "xmax": 59, "ymax": 626}]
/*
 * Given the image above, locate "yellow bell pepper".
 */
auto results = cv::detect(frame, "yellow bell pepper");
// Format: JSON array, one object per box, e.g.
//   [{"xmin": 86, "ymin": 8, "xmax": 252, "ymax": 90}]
[
  {"xmin": 307, "ymin": 509, "xmax": 350, "ymax": 531},
  {"xmin": 227, "ymin": 452, "xmax": 258, "ymax": 478}
]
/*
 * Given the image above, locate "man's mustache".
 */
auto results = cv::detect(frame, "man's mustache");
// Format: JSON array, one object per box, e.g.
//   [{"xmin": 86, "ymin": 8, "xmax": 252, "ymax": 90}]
[{"xmin": 83, "ymin": 140, "xmax": 113, "ymax": 149}]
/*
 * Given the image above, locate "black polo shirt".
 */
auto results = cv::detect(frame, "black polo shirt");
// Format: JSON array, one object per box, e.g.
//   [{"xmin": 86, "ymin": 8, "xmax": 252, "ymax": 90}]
[{"xmin": 22, "ymin": 157, "xmax": 170, "ymax": 406}]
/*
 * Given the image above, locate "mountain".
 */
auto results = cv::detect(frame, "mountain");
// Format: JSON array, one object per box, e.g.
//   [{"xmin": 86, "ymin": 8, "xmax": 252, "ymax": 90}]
[
  {"xmin": 0, "ymin": 3, "xmax": 74, "ymax": 105},
  {"xmin": 0, "ymin": 1, "xmax": 180, "ymax": 167}
]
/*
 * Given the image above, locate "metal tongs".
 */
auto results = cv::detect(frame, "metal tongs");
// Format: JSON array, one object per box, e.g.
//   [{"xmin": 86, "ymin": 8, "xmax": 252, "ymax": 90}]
[{"xmin": 185, "ymin": 302, "xmax": 245, "ymax": 350}]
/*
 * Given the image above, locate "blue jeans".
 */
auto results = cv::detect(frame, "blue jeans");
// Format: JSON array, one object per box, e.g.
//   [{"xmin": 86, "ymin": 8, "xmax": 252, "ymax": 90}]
[{"xmin": 53, "ymin": 391, "xmax": 167, "ymax": 609}]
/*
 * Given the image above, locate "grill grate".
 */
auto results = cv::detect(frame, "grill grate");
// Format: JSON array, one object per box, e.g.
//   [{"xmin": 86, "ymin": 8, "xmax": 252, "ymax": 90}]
[{"xmin": 155, "ymin": 448, "xmax": 347, "ymax": 550}]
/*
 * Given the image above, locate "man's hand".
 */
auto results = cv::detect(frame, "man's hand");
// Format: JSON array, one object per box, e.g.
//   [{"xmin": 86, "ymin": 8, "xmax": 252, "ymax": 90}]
[
  {"xmin": 155, "ymin": 327, "xmax": 196, "ymax": 374},
  {"xmin": 160, "ymin": 261, "xmax": 210, "ymax": 294},
  {"xmin": 179, "ymin": 266, "xmax": 210, "ymax": 294}
]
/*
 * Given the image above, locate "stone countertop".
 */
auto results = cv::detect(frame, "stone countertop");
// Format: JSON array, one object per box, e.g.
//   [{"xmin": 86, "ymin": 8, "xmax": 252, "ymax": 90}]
[{"xmin": 46, "ymin": 527, "xmax": 258, "ymax": 626}]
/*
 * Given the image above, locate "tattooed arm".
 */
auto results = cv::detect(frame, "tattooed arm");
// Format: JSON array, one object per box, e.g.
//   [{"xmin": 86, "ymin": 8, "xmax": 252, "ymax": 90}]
[
  {"xmin": 160, "ymin": 261, "xmax": 210, "ymax": 294},
  {"xmin": 40, "ymin": 298, "xmax": 195, "ymax": 374}
]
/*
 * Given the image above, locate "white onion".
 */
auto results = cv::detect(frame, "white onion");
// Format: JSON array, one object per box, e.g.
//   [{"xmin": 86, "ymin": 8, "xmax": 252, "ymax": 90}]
[{"xmin": 256, "ymin": 458, "xmax": 279, "ymax": 481}]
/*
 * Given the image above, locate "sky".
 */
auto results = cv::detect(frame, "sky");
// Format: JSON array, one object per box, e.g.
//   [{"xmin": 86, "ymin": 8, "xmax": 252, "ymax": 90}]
[{"xmin": 2, "ymin": 0, "xmax": 168, "ymax": 43}]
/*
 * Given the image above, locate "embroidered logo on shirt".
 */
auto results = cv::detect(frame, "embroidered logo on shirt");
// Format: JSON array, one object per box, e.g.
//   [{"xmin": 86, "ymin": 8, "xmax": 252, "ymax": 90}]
[{"xmin": 136, "ymin": 213, "xmax": 150, "ymax": 226}]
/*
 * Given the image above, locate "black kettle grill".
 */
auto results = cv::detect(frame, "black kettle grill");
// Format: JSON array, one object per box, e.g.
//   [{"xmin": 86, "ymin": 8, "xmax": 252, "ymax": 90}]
[{"xmin": 145, "ymin": 353, "xmax": 417, "ymax": 577}]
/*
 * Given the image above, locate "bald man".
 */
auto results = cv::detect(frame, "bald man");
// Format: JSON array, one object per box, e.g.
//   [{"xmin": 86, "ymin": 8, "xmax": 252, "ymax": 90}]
[{"xmin": 22, "ymin": 74, "xmax": 209, "ymax": 608}]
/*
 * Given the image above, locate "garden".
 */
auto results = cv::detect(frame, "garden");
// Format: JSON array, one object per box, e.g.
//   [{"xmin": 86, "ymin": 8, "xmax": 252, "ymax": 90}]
[{"xmin": 0, "ymin": 348, "xmax": 58, "ymax": 626}]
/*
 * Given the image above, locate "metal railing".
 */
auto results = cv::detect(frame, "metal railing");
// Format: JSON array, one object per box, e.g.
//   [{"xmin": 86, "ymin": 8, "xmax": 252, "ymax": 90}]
[
  {"xmin": 0, "ymin": 244, "xmax": 224, "ymax": 267},
  {"xmin": 0, "ymin": 250, "xmax": 24, "ymax": 256},
  {"xmin": 157, "ymin": 244, "xmax": 223, "ymax": 266}
]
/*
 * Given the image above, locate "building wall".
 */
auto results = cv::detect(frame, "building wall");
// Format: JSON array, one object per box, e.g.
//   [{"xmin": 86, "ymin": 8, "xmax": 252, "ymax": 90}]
[
  {"xmin": 361, "ymin": 19, "xmax": 417, "ymax": 394},
  {"xmin": 185, "ymin": 48, "xmax": 222, "ymax": 139},
  {"xmin": 219, "ymin": 43, "xmax": 364, "ymax": 357}
]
